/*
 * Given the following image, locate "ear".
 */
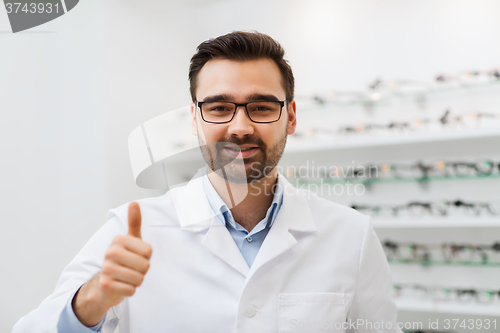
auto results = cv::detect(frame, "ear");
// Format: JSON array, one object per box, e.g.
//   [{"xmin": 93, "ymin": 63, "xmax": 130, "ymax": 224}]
[
  {"xmin": 190, "ymin": 102, "xmax": 198, "ymax": 136},
  {"xmin": 286, "ymin": 100, "xmax": 297, "ymax": 135}
]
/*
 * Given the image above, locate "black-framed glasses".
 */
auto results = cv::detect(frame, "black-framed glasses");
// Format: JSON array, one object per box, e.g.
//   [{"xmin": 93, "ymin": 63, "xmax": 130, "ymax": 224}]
[{"xmin": 196, "ymin": 100, "xmax": 286, "ymax": 124}]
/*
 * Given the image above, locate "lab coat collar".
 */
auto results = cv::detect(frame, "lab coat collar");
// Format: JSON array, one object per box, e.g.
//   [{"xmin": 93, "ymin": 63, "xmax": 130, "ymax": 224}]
[
  {"xmin": 201, "ymin": 166, "xmax": 284, "ymax": 231},
  {"xmin": 174, "ymin": 167, "xmax": 316, "ymax": 233},
  {"xmin": 171, "ymin": 166, "xmax": 317, "ymax": 277}
]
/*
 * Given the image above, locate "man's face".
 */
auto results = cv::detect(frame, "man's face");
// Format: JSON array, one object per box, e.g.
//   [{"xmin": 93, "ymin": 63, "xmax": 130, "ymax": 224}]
[{"xmin": 190, "ymin": 58, "xmax": 296, "ymax": 183}]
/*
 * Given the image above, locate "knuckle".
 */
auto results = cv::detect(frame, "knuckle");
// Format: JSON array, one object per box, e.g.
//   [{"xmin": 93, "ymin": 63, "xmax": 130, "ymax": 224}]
[
  {"xmin": 105, "ymin": 249, "xmax": 116, "ymax": 260},
  {"xmin": 145, "ymin": 245, "xmax": 153, "ymax": 258},
  {"xmin": 106, "ymin": 245, "xmax": 122, "ymax": 260},
  {"xmin": 99, "ymin": 276, "xmax": 111, "ymax": 290},
  {"xmin": 113, "ymin": 234, "xmax": 125, "ymax": 244},
  {"xmin": 101, "ymin": 262, "xmax": 112, "ymax": 275},
  {"xmin": 143, "ymin": 261, "xmax": 150, "ymax": 273}
]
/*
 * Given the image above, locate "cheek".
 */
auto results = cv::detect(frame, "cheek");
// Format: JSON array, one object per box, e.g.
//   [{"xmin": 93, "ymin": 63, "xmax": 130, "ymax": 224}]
[
  {"xmin": 198, "ymin": 124, "xmax": 227, "ymax": 142},
  {"xmin": 260, "ymin": 127, "xmax": 283, "ymax": 145}
]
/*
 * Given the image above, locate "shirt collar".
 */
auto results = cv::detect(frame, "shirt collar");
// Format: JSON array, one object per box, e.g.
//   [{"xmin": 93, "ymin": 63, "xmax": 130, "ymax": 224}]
[{"xmin": 202, "ymin": 166, "xmax": 283, "ymax": 229}]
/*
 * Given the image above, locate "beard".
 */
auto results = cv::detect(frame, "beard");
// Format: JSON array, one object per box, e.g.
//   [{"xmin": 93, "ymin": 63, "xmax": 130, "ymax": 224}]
[{"xmin": 199, "ymin": 127, "xmax": 288, "ymax": 184}]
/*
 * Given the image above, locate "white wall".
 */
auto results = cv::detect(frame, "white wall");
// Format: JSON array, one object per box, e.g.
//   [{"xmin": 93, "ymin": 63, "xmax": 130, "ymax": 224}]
[
  {"xmin": 0, "ymin": 0, "xmax": 109, "ymax": 330},
  {"xmin": 2, "ymin": 0, "xmax": 500, "ymax": 331}
]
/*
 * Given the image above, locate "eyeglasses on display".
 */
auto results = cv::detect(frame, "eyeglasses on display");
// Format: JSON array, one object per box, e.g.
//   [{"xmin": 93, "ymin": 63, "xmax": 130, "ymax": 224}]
[
  {"xmin": 383, "ymin": 240, "xmax": 500, "ymax": 266},
  {"xmin": 351, "ymin": 199, "xmax": 500, "ymax": 217},
  {"xmin": 393, "ymin": 283, "xmax": 500, "ymax": 304},
  {"xmin": 285, "ymin": 159, "xmax": 500, "ymax": 185}
]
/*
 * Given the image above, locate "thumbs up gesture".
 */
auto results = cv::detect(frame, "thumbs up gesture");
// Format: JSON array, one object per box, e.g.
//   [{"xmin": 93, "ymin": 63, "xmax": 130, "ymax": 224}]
[
  {"xmin": 97, "ymin": 202, "xmax": 153, "ymax": 307},
  {"xmin": 72, "ymin": 202, "xmax": 153, "ymax": 327}
]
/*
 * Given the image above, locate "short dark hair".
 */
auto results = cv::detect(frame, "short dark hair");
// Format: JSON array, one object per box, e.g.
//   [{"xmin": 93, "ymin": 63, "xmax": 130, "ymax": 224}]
[{"xmin": 189, "ymin": 31, "xmax": 294, "ymax": 102}]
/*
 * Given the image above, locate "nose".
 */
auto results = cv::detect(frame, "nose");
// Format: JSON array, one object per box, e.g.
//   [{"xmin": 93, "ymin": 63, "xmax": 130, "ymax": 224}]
[{"xmin": 227, "ymin": 106, "xmax": 255, "ymax": 137}]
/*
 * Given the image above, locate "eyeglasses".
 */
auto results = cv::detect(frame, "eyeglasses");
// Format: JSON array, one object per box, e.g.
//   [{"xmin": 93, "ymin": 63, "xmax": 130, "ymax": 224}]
[
  {"xmin": 436, "ymin": 67, "xmax": 500, "ymax": 83},
  {"xmin": 393, "ymin": 283, "xmax": 500, "ymax": 304},
  {"xmin": 196, "ymin": 100, "xmax": 286, "ymax": 124},
  {"xmin": 383, "ymin": 240, "xmax": 500, "ymax": 265},
  {"xmin": 380, "ymin": 159, "xmax": 500, "ymax": 181},
  {"xmin": 302, "ymin": 109, "xmax": 500, "ymax": 138},
  {"xmin": 285, "ymin": 159, "xmax": 500, "ymax": 184},
  {"xmin": 351, "ymin": 199, "xmax": 500, "ymax": 217}
]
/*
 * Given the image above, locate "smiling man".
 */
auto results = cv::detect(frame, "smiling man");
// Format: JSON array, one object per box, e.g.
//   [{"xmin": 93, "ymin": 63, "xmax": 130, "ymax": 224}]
[{"xmin": 13, "ymin": 31, "xmax": 402, "ymax": 333}]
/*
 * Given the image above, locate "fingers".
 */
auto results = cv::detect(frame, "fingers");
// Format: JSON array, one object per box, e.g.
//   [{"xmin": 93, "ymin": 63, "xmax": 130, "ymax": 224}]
[
  {"xmin": 105, "ymin": 242, "xmax": 151, "ymax": 274},
  {"xmin": 101, "ymin": 261, "xmax": 146, "ymax": 287},
  {"xmin": 113, "ymin": 234, "xmax": 152, "ymax": 260},
  {"xmin": 99, "ymin": 275, "xmax": 137, "ymax": 298},
  {"xmin": 95, "ymin": 204, "xmax": 151, "ymax": 308},
  {"xmin": 127, "ymin": 201, "xmax": 142, "ymax": 239}
]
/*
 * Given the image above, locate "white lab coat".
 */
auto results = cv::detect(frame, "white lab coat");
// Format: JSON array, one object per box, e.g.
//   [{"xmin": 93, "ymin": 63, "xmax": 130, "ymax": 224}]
[{"xmin": 13, "ymin": 170, "xmax": 402, "ymax": 333}]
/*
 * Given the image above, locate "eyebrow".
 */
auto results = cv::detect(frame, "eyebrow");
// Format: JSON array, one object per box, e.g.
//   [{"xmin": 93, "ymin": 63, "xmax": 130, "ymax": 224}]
[{"xmin": 200, "ymin": 93, "xmax": 282, "ymax": 102}]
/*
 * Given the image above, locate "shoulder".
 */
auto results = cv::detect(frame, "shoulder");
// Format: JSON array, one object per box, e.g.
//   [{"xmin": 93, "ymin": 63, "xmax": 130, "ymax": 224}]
[
  {"xmin": 301, "ymin": 188, "xmax": 371, "ymax": 233},
  {"xmin": 105, "ymin": 186, "xmax": 183, "ymax": 227}
]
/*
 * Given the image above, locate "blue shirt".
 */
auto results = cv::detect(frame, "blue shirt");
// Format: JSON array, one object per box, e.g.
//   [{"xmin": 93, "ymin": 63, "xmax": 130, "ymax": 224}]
[
  {"xmin": 202, "ymin": 168, "xmax": 284, "ymax": 268},
  {"xmin": 58, "ymin": 170, "xmax": 283, "ymax": 332}
]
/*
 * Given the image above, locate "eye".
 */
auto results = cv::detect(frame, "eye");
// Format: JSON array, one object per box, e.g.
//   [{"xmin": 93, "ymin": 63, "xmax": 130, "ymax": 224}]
[{"xmin": 211, "ymin": 106, "xmax": 231, "ymax": 112}]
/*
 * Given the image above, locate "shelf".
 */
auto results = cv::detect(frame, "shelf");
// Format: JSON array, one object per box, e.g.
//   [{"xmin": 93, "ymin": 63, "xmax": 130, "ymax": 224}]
[
  {"xmin": 395, "ymin": 298, "xmax": 500, "ymax": 316},
  {"xmin": 388, "ymin": 260, "xmax": 500, "ymax": 268},
  {"xmin": 285, "ymin": 127, "xmax": 500, "ymax": 154},
  {"xmin": 290, "ymin": 173, "xmax": 500, "ymax": 186},
  {"xmin": 296, "ymin": 80, "xmax": 500, "ymax": 108},
  {"xmin": 372, "ymin": 218, "xmax": 500, "ymax": 229}
]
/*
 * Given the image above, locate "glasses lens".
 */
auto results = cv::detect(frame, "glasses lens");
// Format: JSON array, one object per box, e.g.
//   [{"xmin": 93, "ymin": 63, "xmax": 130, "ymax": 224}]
[
  {"xmin": 406, "ymin": 203, "xmax": 428, "ymax": 217},
  {"xmin": 475, "ymin": 160, "xmax": 494, "ymax": 175},
  {"xmin": 477, "ymin": 289, "xmax": 495, "ymax": 303},
  {"xmin": 247, "ymin": 102, "xmax": 281, "ymax": 122},
  {"xmin": 452, "ymin": 162, "xmax": 474, "ymax": 177},
  {"xmin": 201, "ymin": 102, "xmax": 236, "ymax": 123},
  {"xmin": 434, "ymin": 286, "xmax": 453, "ymax": 301},
  {"xmin": 456, "ymin": 289, "xmax": 475, "ymax": 302}
]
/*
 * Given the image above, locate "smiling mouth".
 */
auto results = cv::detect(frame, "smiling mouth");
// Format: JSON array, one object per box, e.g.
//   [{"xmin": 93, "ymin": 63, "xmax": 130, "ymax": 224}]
[
  {"xmin": 223, "ymin": 146, "xmax": 258, "ymax": 152},
  {"xmin": 222, "ymin": 145, "xmax": 260, "ymax": 158}
]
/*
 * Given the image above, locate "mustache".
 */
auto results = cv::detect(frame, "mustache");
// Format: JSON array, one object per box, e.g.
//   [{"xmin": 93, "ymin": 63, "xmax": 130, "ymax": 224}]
[{"xmin": 212, "ymin": 136, "xmax": 266, "ymax": 150}]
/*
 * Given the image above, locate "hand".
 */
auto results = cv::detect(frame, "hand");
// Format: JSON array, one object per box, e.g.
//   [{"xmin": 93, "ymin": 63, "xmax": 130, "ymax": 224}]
[
  {"xmin": 73, "ymin": 201, "xmax": 153, "ymax": 326},
  {"xmin": 97, "ymin": 201, "xmax": 153, "ymax": 307}
]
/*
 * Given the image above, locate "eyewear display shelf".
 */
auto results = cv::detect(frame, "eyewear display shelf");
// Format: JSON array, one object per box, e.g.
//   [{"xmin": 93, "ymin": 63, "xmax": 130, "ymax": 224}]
[
  {"xmin": 279, "ymin": 83, "xmax": 500, "ymax": 333},
  {"xmin": 296, "ymin": 79, "xmax": 500, "ymax": 109}
]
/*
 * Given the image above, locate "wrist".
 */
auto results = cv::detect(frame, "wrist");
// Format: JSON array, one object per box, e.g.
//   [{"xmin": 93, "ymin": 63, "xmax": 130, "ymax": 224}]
[{"xmin": 72, "ymin": 278, "xmax": 110, "ymax": 327}]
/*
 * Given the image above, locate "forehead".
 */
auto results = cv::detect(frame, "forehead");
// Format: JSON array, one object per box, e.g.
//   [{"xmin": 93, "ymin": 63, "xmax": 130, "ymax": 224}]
[{"xmin": 195, "ymin": 58, "xmax": 285, "ymax": 101}]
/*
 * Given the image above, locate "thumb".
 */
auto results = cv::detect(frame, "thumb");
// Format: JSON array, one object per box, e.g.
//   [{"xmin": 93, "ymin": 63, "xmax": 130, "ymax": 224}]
[{"xmin": 127, "ymin": 201, "xmax": 142, "ymax": 238}]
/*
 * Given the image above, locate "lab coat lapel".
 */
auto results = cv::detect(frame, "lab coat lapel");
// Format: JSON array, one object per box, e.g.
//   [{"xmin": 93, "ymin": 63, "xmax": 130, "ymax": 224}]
[
  {"xmin": 172, "ymin": 169, "xmax": 316, "ymax": 279},
  {"xmin": 172, "ymin": 167, "xmax": 250, "ymax": 277},
  {"xmin": 246, "ymin": 173, "xmax": 317, "ymax": 280},
  {"xmin": 200, "ymin": 219, "xmax": 250, "ymax": 277}
]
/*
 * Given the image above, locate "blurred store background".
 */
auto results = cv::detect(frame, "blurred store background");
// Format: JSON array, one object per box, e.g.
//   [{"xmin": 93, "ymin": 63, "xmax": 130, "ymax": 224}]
[{"xmin": 1, "ymin": 0, "xmax": 500, "ymax": 331}]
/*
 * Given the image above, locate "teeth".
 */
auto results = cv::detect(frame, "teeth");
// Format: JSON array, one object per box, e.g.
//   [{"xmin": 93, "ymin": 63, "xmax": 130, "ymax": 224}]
[{"xmin": 225, "ymin": 147, "xmax": 256, "ymax": 151}]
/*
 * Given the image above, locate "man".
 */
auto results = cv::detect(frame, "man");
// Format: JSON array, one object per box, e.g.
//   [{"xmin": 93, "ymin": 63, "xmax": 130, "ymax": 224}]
[{"xmin": 13, "ymin": 31, "xmax": 401, "ymax": 333}]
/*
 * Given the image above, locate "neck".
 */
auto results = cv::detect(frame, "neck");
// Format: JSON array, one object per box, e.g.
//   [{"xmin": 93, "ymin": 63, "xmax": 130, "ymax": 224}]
[{"xmin": 206, "ymin": 165, "xmax": 278, "ymax": 232}]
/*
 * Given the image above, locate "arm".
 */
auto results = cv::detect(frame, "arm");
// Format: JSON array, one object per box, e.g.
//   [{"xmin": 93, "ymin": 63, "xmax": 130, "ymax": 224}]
[
  {"xmin": 57, "ymin": 285, "xmax": 107, "ymax": 332},
  {"xmin": 346, "ymin": 218, "xmax": 403, "ymax": 333},
  {"xmin": 13, "ymin": 202, "xmax": 151, "ymax": 333}
]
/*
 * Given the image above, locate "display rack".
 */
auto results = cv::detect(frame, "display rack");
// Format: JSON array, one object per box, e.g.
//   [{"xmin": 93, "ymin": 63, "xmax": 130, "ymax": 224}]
[{"xmin": 282, "ymin": 77, "xmax": 500, "ymax": 332}]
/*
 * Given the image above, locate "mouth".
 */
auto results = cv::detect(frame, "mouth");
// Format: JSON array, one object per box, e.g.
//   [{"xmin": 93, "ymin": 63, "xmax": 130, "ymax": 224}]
[{"xmin": 222, "ymin": 145, "xmax": 260, "ymax": 158}]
